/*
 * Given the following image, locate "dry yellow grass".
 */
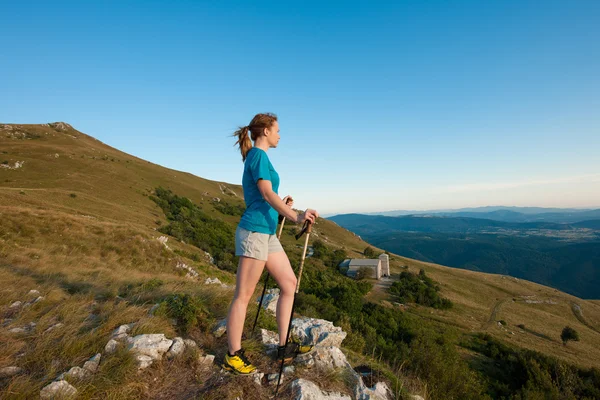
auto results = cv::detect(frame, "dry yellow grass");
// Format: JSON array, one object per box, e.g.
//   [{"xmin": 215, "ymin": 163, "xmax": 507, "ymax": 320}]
[{"xmin": 1, "ymin": 122, "xmax": 599, "ymax": 399}]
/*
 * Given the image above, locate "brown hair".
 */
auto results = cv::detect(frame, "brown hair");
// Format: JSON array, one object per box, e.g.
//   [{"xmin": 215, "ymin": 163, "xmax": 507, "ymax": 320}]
[{"xmin": 233, "ymin": 113, "xmax": 278, "ymax": 161}]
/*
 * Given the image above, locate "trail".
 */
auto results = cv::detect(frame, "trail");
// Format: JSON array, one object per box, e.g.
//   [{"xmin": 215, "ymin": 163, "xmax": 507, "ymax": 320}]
[
  {"xmin": 570, "ymin": 302, "xmax": 600, "ymax": 334},
  {"xmin": 481, "ymin": 298, "xmax": 511, "ymax": 330}
]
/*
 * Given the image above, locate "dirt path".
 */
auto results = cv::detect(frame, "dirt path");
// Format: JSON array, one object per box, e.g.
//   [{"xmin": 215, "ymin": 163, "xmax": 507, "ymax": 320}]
[
  {"xmin": 481, "ymin": 298, "xmax": 511, "ymax": 330},
  {"xmin": 570, "ymin": 302, "xmax": 600, "ymax": 334}
]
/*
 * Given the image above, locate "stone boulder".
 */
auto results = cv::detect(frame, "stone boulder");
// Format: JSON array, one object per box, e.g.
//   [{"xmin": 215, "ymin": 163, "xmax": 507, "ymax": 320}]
[
  {"xmin": 0, "ymin": 366, "xmax": 22, "ymax": 378},
  {"xmin": 127, "ymin": 334, "xmax": 173, "ymax": 360},
  {"xmin": 291, "ymin": 379, "xmax": 351, "ymax": 400},
  {"xmin": 295, "ymin": 346, "xmax": 348, "ymax": 371},
  {"xmin": 83, "ymin": 353, "xmax": 102, "ymax": 373},
  {"xmin": 258, "ymin": 288, "xmax": 279, "ymax": 314},
  {"xmin": 40, "ymin": 380, "xmax": 77, "ymax": 399},
  {"xmin": 291, "ymin": 317, "xmax": 347, "ymax": 348},
  {"xmin": 166, "ymin": 337, "xmax": 185, "ymax": 359}
]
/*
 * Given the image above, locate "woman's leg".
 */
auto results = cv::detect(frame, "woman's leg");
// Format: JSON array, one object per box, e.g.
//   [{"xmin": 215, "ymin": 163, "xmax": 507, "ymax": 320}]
[
  {"xmin": 265, "ymin": 251, "xmax": 297, "ymax": 346},
  {"xmin": 226, "ymin": 256, "xmax": 266, "ymax": 354}
]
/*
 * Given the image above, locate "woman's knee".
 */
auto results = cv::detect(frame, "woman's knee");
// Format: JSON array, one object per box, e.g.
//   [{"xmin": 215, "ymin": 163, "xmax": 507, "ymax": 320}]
[
  {"xmin": 233, "ymin": 290, "xmax": 254, "ymax": 304},
  {"xmin": 280, "ymin": 276, "xmax": 297, "ymax": 295}
]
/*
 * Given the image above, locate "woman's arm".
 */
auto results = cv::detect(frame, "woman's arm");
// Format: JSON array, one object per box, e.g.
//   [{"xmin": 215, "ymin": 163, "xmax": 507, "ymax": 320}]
[{"xmin": 257, "ymin": 179, "xmax": 299, "ymax": 222}]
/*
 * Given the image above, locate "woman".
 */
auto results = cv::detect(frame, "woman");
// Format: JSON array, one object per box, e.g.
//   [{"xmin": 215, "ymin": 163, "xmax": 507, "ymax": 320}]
[{"xmin": 223, "ymin": 113, "xmax": 319, "ymax": 375}]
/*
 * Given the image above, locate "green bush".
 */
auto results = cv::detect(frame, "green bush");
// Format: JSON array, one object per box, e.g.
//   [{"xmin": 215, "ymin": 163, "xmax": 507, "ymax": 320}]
[
  {"xmin": 150, "ymin": 187, "xmax": 236, "ymax": 272},
  {"xmin": 213, "ymin": 201, "xmax": 245, "ymax": 216},
  {"xmin": 364, "ymin": 246, "xmax": 377, "ymax": 257},
  {"xmin": 156, "ymin": 293, "xmax": 207, "ymax": 334},
  {"xmin": 389, "ymin": 269, "xmax": 453, "ymax": 309}
]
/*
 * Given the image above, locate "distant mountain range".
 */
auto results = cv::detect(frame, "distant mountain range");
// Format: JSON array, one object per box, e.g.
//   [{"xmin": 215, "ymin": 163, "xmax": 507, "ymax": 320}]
[
  {"xmin": 361, "ymin": 206, "xmax": 600, "ymax": 224},
  {"xmin": 328, "ymin": 212, "xmax": 600, "ymax": 299}
]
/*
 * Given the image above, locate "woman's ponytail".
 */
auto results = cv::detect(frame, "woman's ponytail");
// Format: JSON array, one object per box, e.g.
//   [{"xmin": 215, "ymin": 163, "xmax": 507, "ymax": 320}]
[{"xmin": 233, "ymin": 126, "xmax": 253, "ymax": 161}]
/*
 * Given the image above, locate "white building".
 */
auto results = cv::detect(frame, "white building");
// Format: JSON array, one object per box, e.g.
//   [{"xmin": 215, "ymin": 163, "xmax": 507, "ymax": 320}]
[{"xmin": 339, "ymin": 253, "xmax": 390, "ymax": 280}]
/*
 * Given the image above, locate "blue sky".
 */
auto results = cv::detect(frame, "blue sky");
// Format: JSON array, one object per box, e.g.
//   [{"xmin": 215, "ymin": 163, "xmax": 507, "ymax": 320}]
[{"xmin": 1, "ymin": 0, "xmax": 599, "ymax": 215}]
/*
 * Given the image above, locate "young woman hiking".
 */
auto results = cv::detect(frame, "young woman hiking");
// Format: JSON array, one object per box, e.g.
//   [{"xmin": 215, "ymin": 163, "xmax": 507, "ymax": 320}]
[{"xmin": 223, "ymin": 113, "xmax": 319, "ymax": 375}]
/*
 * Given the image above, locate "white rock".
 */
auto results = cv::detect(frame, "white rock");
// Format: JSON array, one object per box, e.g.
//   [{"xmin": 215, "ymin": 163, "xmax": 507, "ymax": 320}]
[
  {"xmin": 267, "ymin": 373, "xmax": 284, "ymax": 385},
  {"xmin": 40, "ymin": 380, "xmax": 77, "ymax": 399},
  {"xmin": 258, "ymin": 288, "xmax": 279, "ymax": 315},
  {"xmin": 127, "ymin": 334, "xmax": 173, "ymax": 360},
  {"xmin": 0, "ymin": 366, "xmax": 23, "ymax": 378},
  {"xmin": 213, "ymin": 319, "xmax": 227, "ymax": 338},
  {"xmin": 9, "ymin": 301, "xmax": 22, "ymax": 308},
  {"xmin": 29, "ymin": 296, "xmax": 44, "ymax": 304},
  {"xmin": 253, "ymin": 372, "xmax": 265, "ymax": 385},
  {"xmin": 44, "ymin": 323, "xmax": 64, "ymax": 333},
  {"xmin": 8, "ymin": 322, "xmax": 36, "ymax": 334},
  {"xmin": 292, "ymin": 317, "xmax": 347, "ymax": 348},
  {"xmin": 63, "ymin": 366, "xmax": 91, "ymax": 380},
  {"xmin": 198, "ymin": 354, "xmax": 215, "ymax": 365},
  {"xmin": 409, "ymin": 396, "xmax": 425, "ymax": 400},
  {"xmin": 104, "ymin": 339, "xmax": 119, "ymax": 354},
  {"xmin": 183, "ymin": 339, "xmax": 198, "ymax": 349},
  {"xmin": 291, "ymin": 378, "xmax": 351, "ymax": 399},
  {"xmin": 136, "ymin": 354, "xmax": 154, "ymax": 370},
  {"xmin": 260, "ymin": 329, "xmax": 279, "ymax": 347},
  {"xmin": 205, "ymin": 277, "xmax": 223, "ymax": 285},
  {"xmin": 166, "ymin": 337, "xmax": 185, "ymax": 359},
  {"xmin": 27, "ymin": 289, "xmax": 41, "ymax": 297},
  {"xmin": 83, "ymin": 353, "xmax": 101, "ymax": 373},
  {"xmin": 111, "ymin": 323, "xmax": 135, "ymax": 340},
  {"xmin": 295, "ymin": 346, "xmax": 348, "ymax": 371},
  {"xmin": 284, "ymin": 365, "xmax": 295, "ymax": 374}
]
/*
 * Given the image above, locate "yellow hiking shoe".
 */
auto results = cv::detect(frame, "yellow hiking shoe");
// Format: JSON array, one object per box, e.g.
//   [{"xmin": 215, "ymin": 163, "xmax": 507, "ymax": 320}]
[
  {"xmin": 277, "ymin": 339, "xmax": 314, "ymax": 364},
  {"xmin": 222, "ymin": 349, "xmax": 257, "ymax": 375}
]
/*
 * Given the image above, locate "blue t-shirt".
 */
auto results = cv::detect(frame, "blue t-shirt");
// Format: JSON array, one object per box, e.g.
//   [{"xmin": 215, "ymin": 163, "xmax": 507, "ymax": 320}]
[{"xmin": 239, "ymin": 147, "xmax": 280, "ymax": 234}]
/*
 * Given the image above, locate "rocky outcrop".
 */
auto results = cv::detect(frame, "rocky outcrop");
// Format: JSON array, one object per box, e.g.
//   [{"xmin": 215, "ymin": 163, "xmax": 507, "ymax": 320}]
[
  {"xmin": 40, "ymin": 380, "xmax": 78, "ymax": 399},
  {"xmin": 291, "ymin": 379, "xmax": 351, "ymax": 399}
]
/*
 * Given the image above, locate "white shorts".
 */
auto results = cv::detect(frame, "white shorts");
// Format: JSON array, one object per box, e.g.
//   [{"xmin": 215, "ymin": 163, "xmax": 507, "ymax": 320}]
[{"xmin": 235, "ymin": 226, "xmax": 284, "ymax": 261}]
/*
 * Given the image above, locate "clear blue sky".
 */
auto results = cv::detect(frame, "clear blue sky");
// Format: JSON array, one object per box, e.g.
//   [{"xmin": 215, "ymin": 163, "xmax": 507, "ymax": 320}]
[{"xmin": 2, "ymin": 0, "xmax": 599, "ymax": 215}]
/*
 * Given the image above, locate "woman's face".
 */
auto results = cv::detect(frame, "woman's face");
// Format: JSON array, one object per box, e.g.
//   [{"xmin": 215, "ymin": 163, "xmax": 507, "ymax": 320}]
[{"xmin": 265, "ymin": 120, "xmax": 280, "ymax": 148}]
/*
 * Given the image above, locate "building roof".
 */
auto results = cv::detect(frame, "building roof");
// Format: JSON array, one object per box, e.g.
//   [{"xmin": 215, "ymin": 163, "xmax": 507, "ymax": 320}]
[{"xmin": 349, "ymin": 259, "xmax": 380, "ymax": 267}]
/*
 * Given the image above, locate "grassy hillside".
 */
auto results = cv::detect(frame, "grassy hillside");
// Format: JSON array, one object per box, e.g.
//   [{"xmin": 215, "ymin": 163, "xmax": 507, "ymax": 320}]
[{"xmin": 1, "ymin": 123, "xmax": 599, "ymax": 399}]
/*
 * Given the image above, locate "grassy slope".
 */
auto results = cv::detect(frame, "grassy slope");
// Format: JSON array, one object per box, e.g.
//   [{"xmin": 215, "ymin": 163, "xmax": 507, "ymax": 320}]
[{"xmin": 1, "ymin": 123, "xmax": 599, "ymax": 398}]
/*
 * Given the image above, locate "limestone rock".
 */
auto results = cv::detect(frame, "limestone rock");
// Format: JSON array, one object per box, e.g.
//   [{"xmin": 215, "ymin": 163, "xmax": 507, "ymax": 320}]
[
  {"xmin": 27, "ymin": 289, "xmax": 41, "ymax": 297},
  {"xmin": 127, "ymin": 334, "xmax": 173, "ymax": 360},
  {"xmin": 40, "ymin": 380, "xmax": 77, "ymax": 399},
  {"xmin": 44, "ymin": 323, "xmax": 64, "ymax": 333},
  {"xmin": 0, "ymin": 366, "xmax": 23, "ymax": 378},
  {"xmin": 183, "ymin": 339, "xmax": 198, "ymax": 349},
  {"xmin": 295, "ymin": 346, "xmax": 348, "ymax": 371},
  {"xmin": 291, "ymin": 378, "xmax": 351, "ymax": 400},
  {"xmin": 291, "ymin": 317, "xmax": 347, "ymax": 348},
  {"xmin": 83, "ymin": 353, "xmax": 101, "ymax": 373},
  {"xmin": 61, "ymin": 366, "xmax": 91, "ymax": 380},
  {"xmin": 166, "ymin": 337, "xmax": 185, "ymax": 359},
  {"xmin": 212, "ymin": 319, "xmax": 227, "ymax": 338},
  {"xmin": 104, "ymin": 339, "xmax": 119, "ymax": 354},
  {"xmin": 111, "ymin": 323, "xmax": 135, "ymax": 340},
  {"xmin": 135, "ymin": 354, "xmax": 154, "ymax": 369},
  {"xmin": 205, "ymin": 277, "xmax": 222, "ymax": 285},
  {"xmin": 198, "ymin": 354, "xmax": 215, "ymax": 365},
  {"xmin": 258, "ymin": 288, "xmax": 279, "ymax": 315},
  {"xmin": 9, "ymin": 301, "xmax": 22, "ymax": 309}
]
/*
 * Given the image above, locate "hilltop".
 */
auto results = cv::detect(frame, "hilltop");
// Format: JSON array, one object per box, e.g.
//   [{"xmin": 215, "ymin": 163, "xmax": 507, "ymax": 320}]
[{"xmin": 1, "ymin": 123, "xmax": 599, "ymax": 399}]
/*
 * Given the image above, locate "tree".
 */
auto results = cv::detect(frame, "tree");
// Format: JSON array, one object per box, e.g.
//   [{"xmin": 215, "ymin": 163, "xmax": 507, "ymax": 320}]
[
  {"xmin": 364, "ymin": 246, "xmax": 376, "ymax": 258},
  {"xmin": 561, "ymin": 326, "xmax": 580, "ymax": 346},
  {"xmin": 356, "ymin": 266, "xmax": 374, "ymax": 280}
]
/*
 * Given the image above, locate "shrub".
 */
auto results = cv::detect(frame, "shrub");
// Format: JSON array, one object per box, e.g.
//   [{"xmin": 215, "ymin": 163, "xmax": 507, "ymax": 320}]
[
  {"xmin": 156, "ymin": 293, "xmax": 207, "ymax": 334},
  {"xmin": 150, "ymin": 187, "xmax": 236, "ymax": 273},
  {"xmin": 561, "ymin": 326, "xmax": 580, "ymax": 345},
  {"xmin": 356, "ymin": 266, "xmax": 374, "ymax": 280},
  {"xmin": 364, "ymin": 246, "xmax": 376, "ymax": 257},
  {"xmin": 389, "ymin": 269, "xmax": 453, "ymax": 309}
]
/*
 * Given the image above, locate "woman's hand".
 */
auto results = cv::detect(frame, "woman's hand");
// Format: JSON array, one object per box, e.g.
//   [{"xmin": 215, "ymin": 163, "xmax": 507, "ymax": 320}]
[
  {"xmin": 282, "ymin": 195, "xmax": 294, "ymax": 208},
  {"xmin": 297, "ymin": 209, "xmax": 319, "ymax": 225}
]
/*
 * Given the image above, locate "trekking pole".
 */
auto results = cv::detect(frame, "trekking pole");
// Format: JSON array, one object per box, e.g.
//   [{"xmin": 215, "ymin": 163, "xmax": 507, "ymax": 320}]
[
  {"xmin": 275, "ymin": 219, "xmax": 312, "ymax": 397},
  {"xmin": 251, "ymin": 198, "xmax": 293, "ymax": 335}
]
